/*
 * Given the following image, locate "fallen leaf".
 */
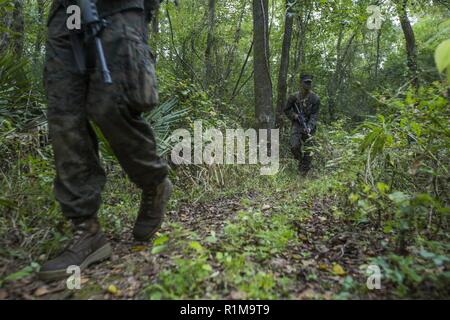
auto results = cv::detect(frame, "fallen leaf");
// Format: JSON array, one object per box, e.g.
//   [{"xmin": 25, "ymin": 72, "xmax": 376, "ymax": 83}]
[
  {"xmin": 270, "ymin": 258, "xmax": 288, "ymax": 268},
  {"xmin": 131, "ymin": 245, "xmax": 148, "ymax": 252},
  {"xmin": 317, "ymin": 245, "xmax": 329, "ymax": 253},
  {"xmin": 22, "ymin": 293, "xmax": 34, "ymax": 300},
  {"xmin": 322, "ymin": 291, "xmax": 334, "ymax": 300},
  {"xmin": 297, "ymin": 288, "xmax": 317, "ymax": 299},
  {"xmin": 332, "ymin": 263, "xmax": 346, "ymax": 276},
  {"xmin": 107, "ymin": 284, "xmax": 119, "ymax": 295},
  {"xmin": 34, "ymin": 286, "xmax": 50, "ymax": 297},
  {"xmin": 151, "ymin": 245, "xmax": 167, "ymax": 254},
  {"xmin": 0, "ymin": 289, "xmax": 9, "ymax": 300},
  {"xmin": 301, "ymin": 259, "xmax": 315, "ymax": 268},
  {"xmin": 319, "ymin": 263, "xmax": 328, "ymax": 271},
  {"xmin": 230, "ymin": 290, "xmax": 247, "ymax": 300}
]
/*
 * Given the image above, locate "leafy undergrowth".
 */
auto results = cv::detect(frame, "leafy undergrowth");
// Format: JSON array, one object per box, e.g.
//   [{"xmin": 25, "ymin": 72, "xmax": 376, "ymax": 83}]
[
  {"xmin": 1, "ymin": 85, "xmax": 449, "ymax": 299},
  {"xmin": 1, "ymin": 161, "xmax": 448, "ymax": 300}
]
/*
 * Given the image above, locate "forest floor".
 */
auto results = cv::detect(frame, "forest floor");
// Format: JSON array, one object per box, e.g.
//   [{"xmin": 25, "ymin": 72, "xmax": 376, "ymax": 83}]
[{"xmin": 0, "ymin": 163, "xmax": 445, "ymax": 300}]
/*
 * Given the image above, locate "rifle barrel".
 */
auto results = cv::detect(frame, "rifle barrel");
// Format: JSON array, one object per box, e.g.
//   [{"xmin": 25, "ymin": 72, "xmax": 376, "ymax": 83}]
[
  {"xmin": 294, "ymin": 103, "xmax": 310, "ymax": 136},
  {"xmin": 95, "ymin": 37, "xmax": 112, "ymax": 84}
]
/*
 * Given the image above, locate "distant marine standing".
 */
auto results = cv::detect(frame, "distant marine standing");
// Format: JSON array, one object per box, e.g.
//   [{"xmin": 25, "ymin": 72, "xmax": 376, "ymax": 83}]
[{"xmin": 284, "ymin": 74, "xmax": 321, "ymax": 174}]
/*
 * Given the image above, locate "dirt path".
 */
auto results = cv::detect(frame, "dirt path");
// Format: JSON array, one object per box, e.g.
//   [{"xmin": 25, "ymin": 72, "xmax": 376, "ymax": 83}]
[
  {"xmin": 2, "ymin": 196, "xmax": 243, "ymax": 299},
  {"xmin": 2, "ymin": 181, "xmax": 392, "ymax": 300}
]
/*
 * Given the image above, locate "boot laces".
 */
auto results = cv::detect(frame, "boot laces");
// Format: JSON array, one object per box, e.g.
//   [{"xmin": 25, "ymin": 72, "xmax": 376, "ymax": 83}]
[
  {"xmin": 141, "ymin": 192, "xmax": 155, "ymax": 215},
  {"xmin": 64, "ymin": 222, "xmax": 91, "ymax": 254}
]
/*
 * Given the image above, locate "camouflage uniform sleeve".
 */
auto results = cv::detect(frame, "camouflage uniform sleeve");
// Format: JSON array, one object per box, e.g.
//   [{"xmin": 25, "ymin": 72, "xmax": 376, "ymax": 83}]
[
  {"xmin": 144, "ymin": 0, "xmax": 161, "ymax": 23},
  {"xmin": 284, "ymin": 95, "xmax": 297, "ymax": 121},
  {"xmin": 307, "ymin": 95, "xmax": 320, "ymax": 130}
]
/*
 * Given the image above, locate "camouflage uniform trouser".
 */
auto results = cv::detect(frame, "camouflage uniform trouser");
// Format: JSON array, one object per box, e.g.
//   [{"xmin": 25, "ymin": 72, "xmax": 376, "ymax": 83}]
[
  {"xmin": 290, "ymin": 122, "xmax": 313, "ymax": 171},
  {"xmin": 44, "ymin": 7, "xmax": 168, "ymax": 219}
]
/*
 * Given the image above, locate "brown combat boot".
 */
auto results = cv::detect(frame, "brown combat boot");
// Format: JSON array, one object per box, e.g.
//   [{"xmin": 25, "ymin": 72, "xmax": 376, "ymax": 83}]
[
  {"xmin": 133, "ymin": 178, "xmax": 173, "ymax": 241},
  {"xmin": 38, "ymin": 217, "xmax": 112, "ymax": 282}
]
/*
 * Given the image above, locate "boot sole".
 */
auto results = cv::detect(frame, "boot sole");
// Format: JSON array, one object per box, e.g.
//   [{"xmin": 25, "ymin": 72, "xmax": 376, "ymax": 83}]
[
  {"xmin": 133, "ymin": 180, "xmax": 173, "ymax": 242},
  {"xmin": 133, "ymin": 220, "xmax": 163, "ymax": 242},
  {"xmin": 37, "ymin": 243, "xmax": 113, "ymax": 282}
]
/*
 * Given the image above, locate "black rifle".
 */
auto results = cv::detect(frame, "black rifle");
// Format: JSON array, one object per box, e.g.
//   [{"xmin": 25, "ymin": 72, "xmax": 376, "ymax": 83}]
[
  {"xmin": 76, "ymin": 0, "xmax": 112, "ymax": 84},
  {"xmin": 294, "ymin": 101, "xmax": 311, "ymax": 137}
]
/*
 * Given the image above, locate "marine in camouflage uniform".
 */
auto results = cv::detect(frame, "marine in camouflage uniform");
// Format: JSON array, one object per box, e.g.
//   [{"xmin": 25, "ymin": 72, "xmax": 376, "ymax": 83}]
[
  {"xmin": 39, "ymin": 0, "xmax": 172, "ymax": 281},
  {"xmin": 284, "ymin": 75, "xmax": 320, "ymax": 174}
]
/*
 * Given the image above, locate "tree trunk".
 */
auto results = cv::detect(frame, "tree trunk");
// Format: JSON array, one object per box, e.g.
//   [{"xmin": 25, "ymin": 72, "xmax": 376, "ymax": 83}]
[
  {"xmin": 1, "ymin": 0, "xmax": 24, "ymax": 57},
  {"xmin": 205, "ymin": 0, "xmax": 216, "ymax": 88},
  {"xmin": 223, "ymin": 0, "xmax": 247, "ymax": 84},
  {"xmin": 289, "ymin": 2, "xmax": 311, "ymax": 91},
  {"xmin": 327, "ymin": 28, "xmax": 356, "ymax": 122},
  {"xmin": 152, "ymin": 9, "xmax": 159, "ymax": 34},
  {"xmin": 34, "ymin": 0, "xmax": 45, "ymax": 62},
  {"xmin": 0, "ymin": 6, "xmax": 12, "ymax": 55},
  {"xmin": 252, "ymin": 0, "xmax": 273, "ymax": 129},
  {"xmin": 327, "ymin": 27, "xmax": 344, "ymax": 122},
  {"xmin": 275, "ymin": 0, "xmax": 294, "ymax": 128},
  {"xmin": 396, "ymin": 0, "xmax": 418, "ymax": 88},
  {"xmin": 11, "ymin": 0, "xmax": 25, "ymax": 58}
]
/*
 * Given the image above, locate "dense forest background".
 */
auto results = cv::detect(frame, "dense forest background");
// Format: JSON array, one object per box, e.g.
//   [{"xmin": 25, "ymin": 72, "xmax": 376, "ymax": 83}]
[{"xmin": 0, "ymin": 0, "xmax": 449, "ymax": 299}]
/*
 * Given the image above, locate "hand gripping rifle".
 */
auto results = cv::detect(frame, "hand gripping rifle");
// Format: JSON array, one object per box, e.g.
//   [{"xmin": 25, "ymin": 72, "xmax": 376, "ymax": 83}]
[{"xmin": 76, "ymin": 0, "xmax": 112, "ymax": 84}]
